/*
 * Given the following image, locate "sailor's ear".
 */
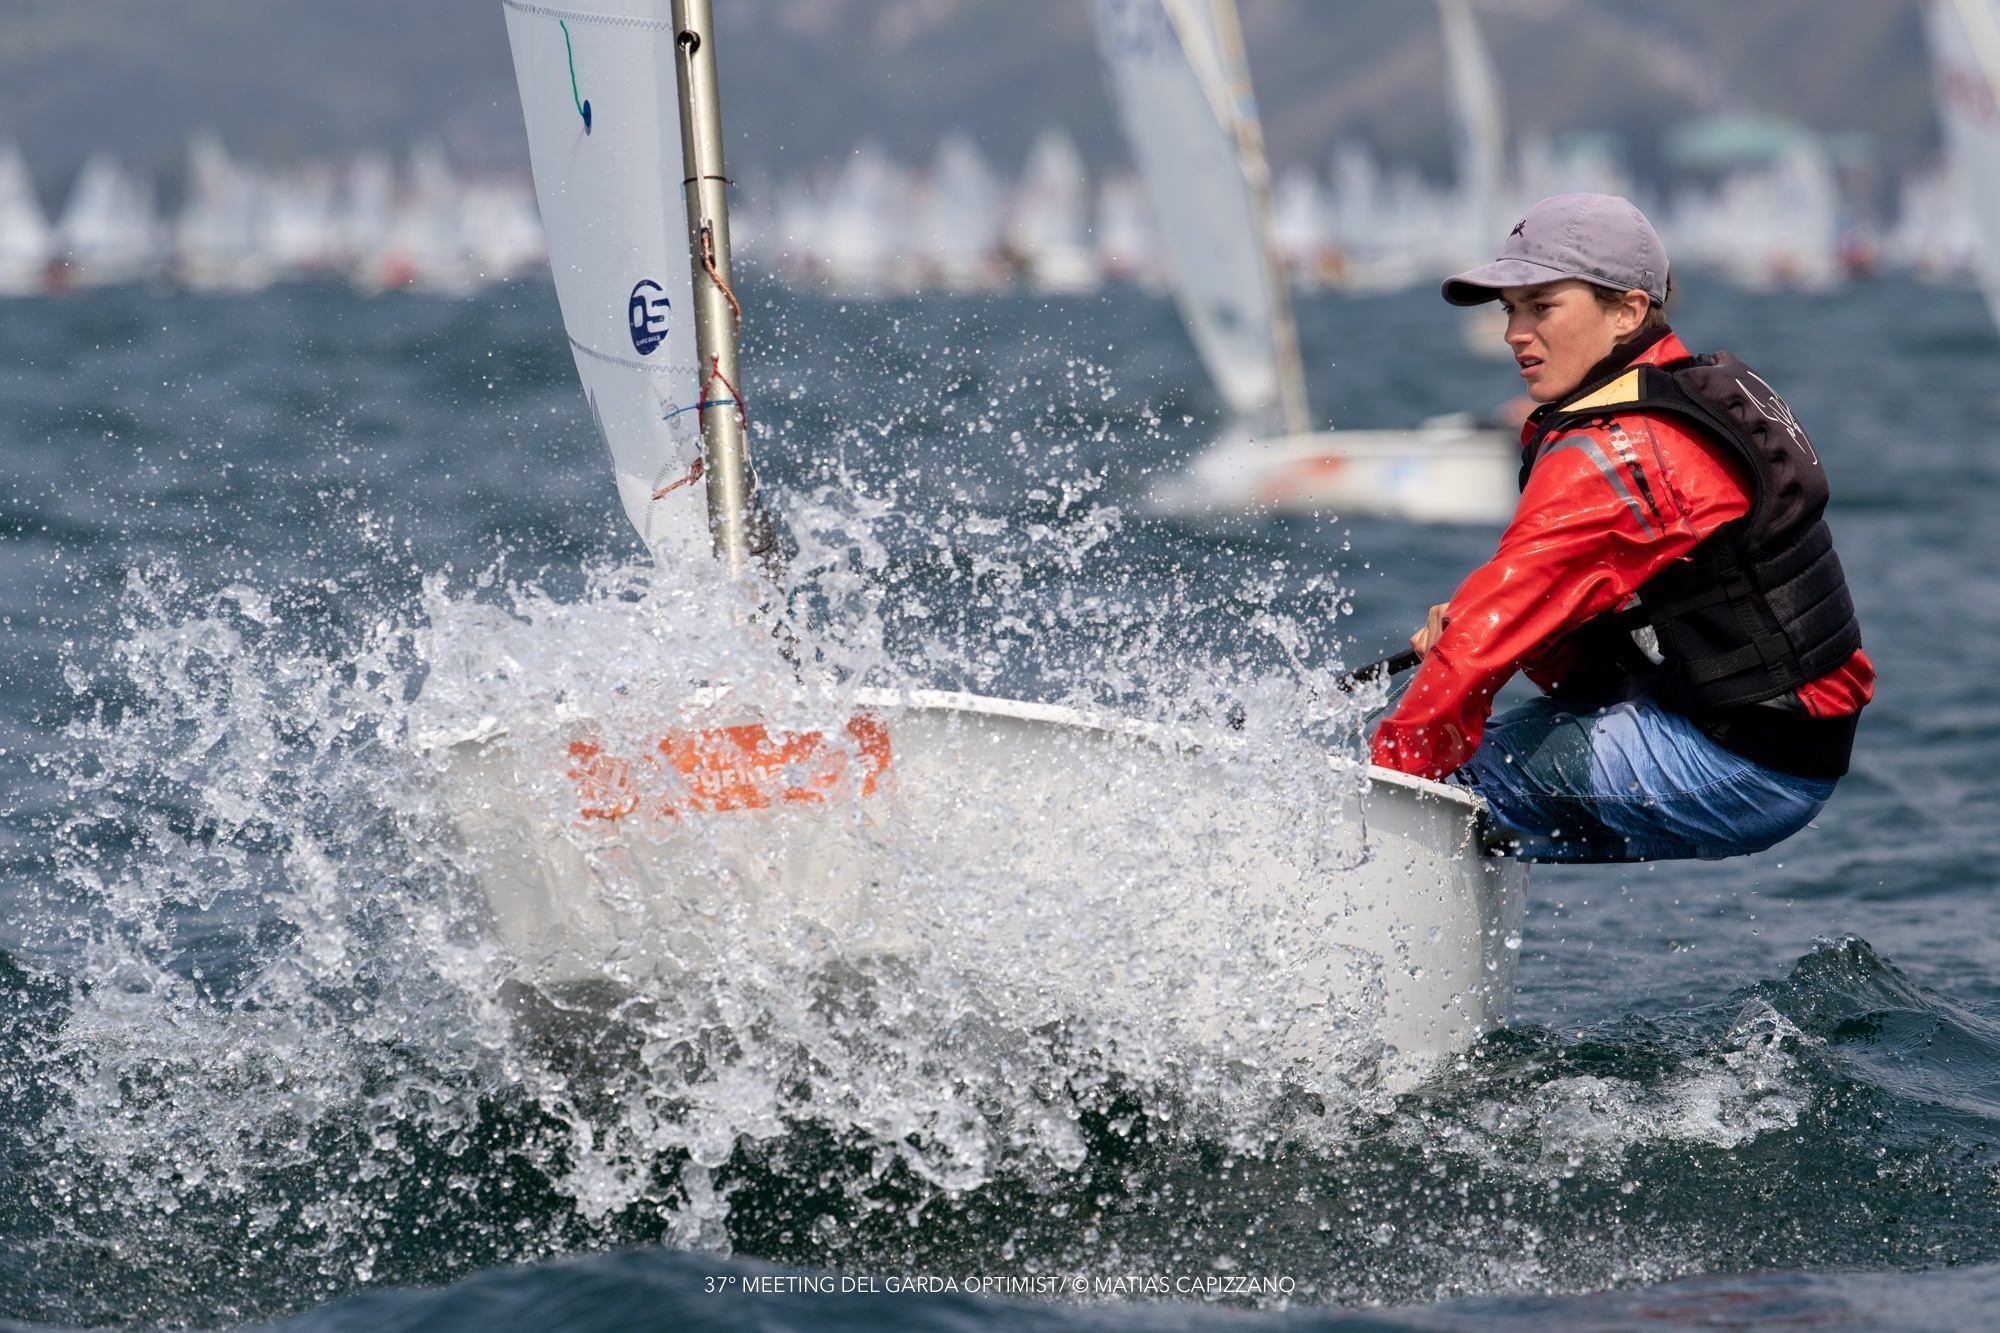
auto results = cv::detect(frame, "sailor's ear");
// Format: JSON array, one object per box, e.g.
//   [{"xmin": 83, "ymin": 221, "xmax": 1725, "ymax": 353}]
[{"xmin": 1615, "ymin": 289, "xmax": 1649, "ymax": 336}]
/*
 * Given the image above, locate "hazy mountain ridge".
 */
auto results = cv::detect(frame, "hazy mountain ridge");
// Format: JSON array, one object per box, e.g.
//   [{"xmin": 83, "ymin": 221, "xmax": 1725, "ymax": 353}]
[{"xmin": 0, "ymin": 0, "xmax": 1941, "ymax": 203}]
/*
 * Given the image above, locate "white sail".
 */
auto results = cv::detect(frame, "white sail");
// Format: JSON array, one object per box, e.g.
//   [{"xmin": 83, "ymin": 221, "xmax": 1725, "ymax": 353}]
[
  {"xmin": 1438, "ymin": 0, "xmax": 1506, "ymax": 254},
  {"xmin": 461, "ymin": 174, "xmax": 548, "ymax": 281},
  {"xmin": 821, "ymin": 143, "xmax": 910, "ymax": 295},
  {"xmin": 0, "ymin": 143, "xmax": 53, "ymax": 296},
  {"xmin": 56, "ymin": 153, "xmax": 156, "ymax": 287},
  {"xmin": 501, "ymin": 0, "xmax": 707, "ymax": 556},
  {"xmin": 1271, "ymin": 166, "xmax": 1335, "ymax": 288},
  {"xmin": 1096, "ymin": 173, "xmax": 1162, "ymax": 286},
  {"xmin": 1929, "ymin": 0, "xmax": 2000, "ymax": 330},
  {"xmin": 1090, "ymin": 0, "xmax": 1298, "ymax": 427},
  {"xmin": 260, "ymin": 165, "xmax": 341, "ymax": 279},
  {"xmin": 915, "ymin": 133, "xmax": 1007, "ymax": 292},
  {"xmin": 1004, "ymin": 128, "xmax": 1100, "ymax": 294},
  {"xmin": 175, "ymin": 134, "xmax": 273, "ymax": 292},
  {"xmin": 381, "ymin": 143, "xmax": 480, "ymax": 295}
]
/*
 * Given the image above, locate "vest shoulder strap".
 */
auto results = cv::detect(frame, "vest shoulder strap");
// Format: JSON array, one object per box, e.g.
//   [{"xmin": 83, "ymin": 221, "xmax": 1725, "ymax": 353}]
[{"xmin": 1524, "ymin": 355, "xmax": 1764, "ymax": 505}]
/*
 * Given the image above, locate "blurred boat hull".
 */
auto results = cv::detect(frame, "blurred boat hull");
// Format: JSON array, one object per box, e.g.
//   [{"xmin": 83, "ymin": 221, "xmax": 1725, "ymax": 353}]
[{"xmin": 1153, "ymin": 424, "xmax": 1520, "ymax": 525}]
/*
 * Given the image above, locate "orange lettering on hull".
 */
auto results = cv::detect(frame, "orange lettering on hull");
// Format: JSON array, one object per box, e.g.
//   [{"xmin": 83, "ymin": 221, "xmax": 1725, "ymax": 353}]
[
  {"xmin": 566, "ymin": 714, "xmax": 892, "ymax": 823},
  {"xmin": 1257, "ymin": 454, "xmax": 1346, "ymax": 503}
]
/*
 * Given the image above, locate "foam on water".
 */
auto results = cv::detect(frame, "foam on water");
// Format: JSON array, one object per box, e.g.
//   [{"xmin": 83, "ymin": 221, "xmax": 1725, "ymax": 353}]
[
  {"xmin": 1392, "ymin": 1000, "xmax": 1810, "ymax": 1181},
  {"xmin": 20, "ymin": 441, "xmax": 1398, "ymax": 1320},
  {"xmin": 10, "ymin": 280, "xmax": 1998, "ymax": 1326},
  {"xmin": 404, "ymin": 478, "xmax": 1394, "ymax": 1184},
  {"xmin": 29, "ymin": 521, "xmax": 1961, "ymax": 1327}
]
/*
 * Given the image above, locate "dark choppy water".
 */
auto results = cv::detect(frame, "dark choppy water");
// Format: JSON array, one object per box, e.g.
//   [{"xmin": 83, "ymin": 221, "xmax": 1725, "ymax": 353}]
[{"xmin": 2, "ymin": 273, "xmax": 1999, "ymax": 1329}]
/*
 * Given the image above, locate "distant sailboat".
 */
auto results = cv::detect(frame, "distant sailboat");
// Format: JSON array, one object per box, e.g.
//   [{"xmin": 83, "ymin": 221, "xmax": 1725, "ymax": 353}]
[
  {"xmin": 1004, "ymin": 128, "xmax": 1100, "ymax": 294},
  {"xmin": 56, "ymin": 153, "xmax": 157, "ymax": 288},
  {"xmin": 0, "ymin": 143, "xmax": 54, "ymax": 297},
  {"xmin": 1927, "ymin": 0, "xmax": 2000, "ymax": 331},
  {"xmin": 1096, "ymin": 172, "xmax": 1164, "ymax": 287},
  {"xmin": 460, "ymin": 174, "xmax": 547, "ymax": 281},
  {"xmin": 338, "ymin": 152, "xmax": 398, "ymax": 286},
  {"xmin": 1270, "ymin": 166, "xmax": 1340, "ymax": 290},
  {"xmin": 175, "ymin": 134, "xmax": 274, "ymax": 293},
  {"xmin": 914, "ymin": 133, "xmax": 1009, "ymax": 292},
  {"xmin": 819, "ymin": 143, "xmax": 910, "ymax": 295},
  {"xmin": 1093, "ymin": 0, "xmax": 1518, "ymax": 525},
  {"xmin": 1439, "ymin": 0, "xmax": 1513, "ymax": 359},
  {"xmin": 362, "ymin": 144, "xmax": 479, "ymax": 295},
  {"xmin": 1440, "ymin": 0, "xmax": 1506, "ymax": 260},
  {"xmin": 260, "ymin": 164, "xmax": 342, "ymax": 280},
  {"xmin": 428, "ymin": 0, "xmax": 1525, "ymax": 1095}
]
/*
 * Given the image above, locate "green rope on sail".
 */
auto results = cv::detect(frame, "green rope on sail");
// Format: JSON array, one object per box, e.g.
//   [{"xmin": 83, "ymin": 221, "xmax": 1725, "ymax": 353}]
[{"xmin": 560, "ymin": 20, "xmax": 593, "ymax": 132}]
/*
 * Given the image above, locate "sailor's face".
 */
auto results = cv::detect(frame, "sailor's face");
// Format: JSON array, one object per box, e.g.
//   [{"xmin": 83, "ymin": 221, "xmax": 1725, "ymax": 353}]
[{"xmin": 1499, "ymin": 280, "xmax": 1629, "ymax": 402}]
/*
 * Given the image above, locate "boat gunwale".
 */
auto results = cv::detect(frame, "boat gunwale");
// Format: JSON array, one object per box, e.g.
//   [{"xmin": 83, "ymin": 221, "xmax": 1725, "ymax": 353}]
[
  {"xmin": 850, "ymin": 686, "xmax": 1489, "ymax": 816},
  {"xmin": 416, "ymin": 684, "xmax": 1494, "ymax": 821}
]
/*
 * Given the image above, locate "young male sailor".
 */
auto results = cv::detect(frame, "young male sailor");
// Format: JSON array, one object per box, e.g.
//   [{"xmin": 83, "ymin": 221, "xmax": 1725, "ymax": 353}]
[{"xmin": 1371, "ymin": 193, "xmax": 1872, "ymax": 862}]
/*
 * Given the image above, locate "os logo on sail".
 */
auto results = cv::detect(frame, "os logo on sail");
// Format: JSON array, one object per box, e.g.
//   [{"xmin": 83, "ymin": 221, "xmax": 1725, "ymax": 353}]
[{"xmin": 628, "ymin": 279, "xmax": 670, "ymax": 355}]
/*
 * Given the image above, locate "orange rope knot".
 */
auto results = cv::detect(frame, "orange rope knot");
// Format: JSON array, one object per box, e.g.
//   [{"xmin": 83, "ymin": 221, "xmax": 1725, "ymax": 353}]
[
  {"xmin": 703, "ymin": 354, "xmax": 747, "ymax": 430},
  {"xmin": 652, "ymin": 455, "xmax": 704, "ymax": 499},
  {"xmin": 699, "ymin": 222, "xmax": 743, "ymax": 332}
]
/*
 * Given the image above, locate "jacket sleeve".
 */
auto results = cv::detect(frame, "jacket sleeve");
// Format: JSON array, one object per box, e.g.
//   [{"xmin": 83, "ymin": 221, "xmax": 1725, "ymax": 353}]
[
  {"xmin": 1519, "ymin": 636, "xmax": 1579, "ymax": 693},
  {"xmin": 1370, "ymin": 424, "xmax": 1704, "ymax": 780}
]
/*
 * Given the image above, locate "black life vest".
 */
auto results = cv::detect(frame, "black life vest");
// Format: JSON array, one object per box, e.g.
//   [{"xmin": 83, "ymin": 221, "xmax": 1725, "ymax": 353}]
[{"xmin": 1521, "ymin": 351, "xmax": 1862, "ymax": 716}]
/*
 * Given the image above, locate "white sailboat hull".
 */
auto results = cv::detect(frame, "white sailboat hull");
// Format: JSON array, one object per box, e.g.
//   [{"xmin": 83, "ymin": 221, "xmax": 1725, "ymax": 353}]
[
  {"xmin": 1154, "ymin": 425, "xmax": 1520, "ymax": 525},
  {"xmin": 426, "ymin": 689, "xmax": 1526, "ymax": 1092}
]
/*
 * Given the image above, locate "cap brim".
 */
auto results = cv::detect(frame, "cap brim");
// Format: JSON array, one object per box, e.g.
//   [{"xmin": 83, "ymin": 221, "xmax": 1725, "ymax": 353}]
[{"xmin": 1439, "ymin": 257, "xmax": 1582, "ymax": 306}]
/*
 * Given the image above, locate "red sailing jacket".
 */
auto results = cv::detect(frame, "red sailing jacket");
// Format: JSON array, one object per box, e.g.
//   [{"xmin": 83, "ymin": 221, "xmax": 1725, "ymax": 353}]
[{"xmin": 1371, "ymin": 330, "xmax": 1875, "ymax": 781}]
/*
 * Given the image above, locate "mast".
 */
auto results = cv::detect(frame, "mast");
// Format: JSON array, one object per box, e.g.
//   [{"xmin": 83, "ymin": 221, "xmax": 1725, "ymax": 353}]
[
  {"xmin": 1438, "ymin": 0, "xmax": 1506, "ymax": 248},
  {"xmin": 1184, "ymin": 0, "xmax": 1311, "ymax": 438},
  {"xmin": 670, "ymin": 0, "xmax": 770, "ymax": 578}
]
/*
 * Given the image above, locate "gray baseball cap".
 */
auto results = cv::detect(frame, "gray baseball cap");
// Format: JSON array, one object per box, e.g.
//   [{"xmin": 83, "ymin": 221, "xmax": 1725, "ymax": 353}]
[{"xmin": 1441, "ymin": 193, "xmax": 1669, "ymax": 307}]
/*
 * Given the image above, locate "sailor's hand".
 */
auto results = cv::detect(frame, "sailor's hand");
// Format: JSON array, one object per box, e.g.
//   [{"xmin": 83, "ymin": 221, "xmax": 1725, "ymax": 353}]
[{"xmin": 1411, "ymin": 603, "xmax": 1451, "ymax": 658}]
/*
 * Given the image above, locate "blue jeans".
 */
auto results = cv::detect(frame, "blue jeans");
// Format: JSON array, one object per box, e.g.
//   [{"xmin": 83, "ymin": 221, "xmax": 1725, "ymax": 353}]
[{"xmin": 1450, "ymin": 692, "xmax": 1837, "ymax": 863}]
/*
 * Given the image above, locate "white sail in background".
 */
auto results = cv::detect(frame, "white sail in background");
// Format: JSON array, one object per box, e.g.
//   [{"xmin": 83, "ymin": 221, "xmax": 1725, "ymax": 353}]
[
  {"xmin": 340, "ymin": 152, "xmax": 397, "ymax": 278},
  {"xmin": 57, "ymin": 153, "xmax": 156, "ymax": 287},
  {"xmin": 1928, "ymin": 0, "xmax": 2000, "ymax": 330},
  {"xmin": 1438, "ymin": 0, "xmax": 1506, "ymax": 256},
  {"xmin": 0, "ymin": 143, "xmax": 53, "ymax": 296},
  {"xmin": 176, "ymin": 134, "xmax": 272, "ymax": 292},
  {"xmin": 501, "ymin": 0, "xmax": 706, "ymax": 554},
  {"xmin": 377, "ymin": 143, "xmax": 480, "ymax": 295},
  {"xmin": 821, "ymin": 143, "xmax": 909, "ymax": 294},
  {"xmin": 1096, "ymin": 173, "xmax": 1162, "ymax": 286},
  {"xmin": 1270, "ymin": 166, "xmax": 1334, "ymax": 288},
  {"xmin": 915, "ymin": 133, "xmax": 1007, "ymax": 292},
  {"xmin": 1004, "ymin": 128, "xmax": 1099, "ymax": 294},
  {"xmin": 260, "ymin": 165, "xmax": 341, "ymax": 279},
  {"xmin": 1092, "ymin": 0, "xmax": 1300, "ymax": 427},
  {"xmin": 461, "ymin": 174, "xmax": 548, "ymax": 281}
]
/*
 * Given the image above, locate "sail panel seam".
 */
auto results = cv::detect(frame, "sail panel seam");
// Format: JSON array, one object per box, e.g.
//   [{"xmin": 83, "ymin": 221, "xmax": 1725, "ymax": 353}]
[
  {"xmin": 569, "ymin": 335, "xmax": 693, "ymax": 375},
  {"xmin": 501, "ymin": 0, "xmax": 676, "ymax": 32}
]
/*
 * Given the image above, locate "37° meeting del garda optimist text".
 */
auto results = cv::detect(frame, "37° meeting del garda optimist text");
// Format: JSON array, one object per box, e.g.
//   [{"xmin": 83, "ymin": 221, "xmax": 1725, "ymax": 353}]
[{"xmin": 705, "ymin": 1271, "xmax": 1298, "ymax": 1298}]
